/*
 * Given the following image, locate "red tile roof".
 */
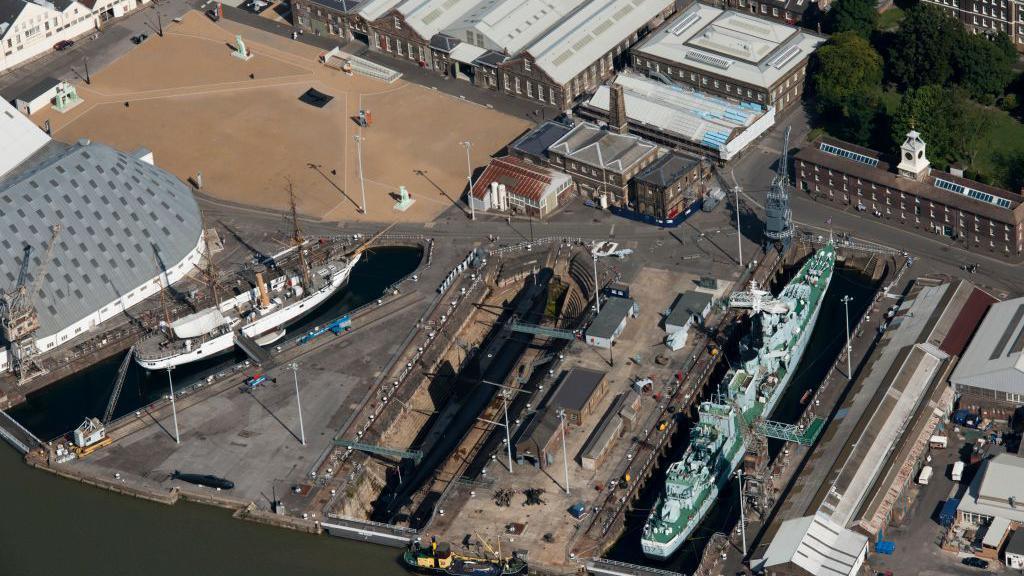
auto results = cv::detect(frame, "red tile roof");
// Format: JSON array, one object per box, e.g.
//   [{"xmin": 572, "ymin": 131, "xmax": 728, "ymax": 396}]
[{"xmin": 471, "ymin": 156, "xmax": 565, "ymax": 203}]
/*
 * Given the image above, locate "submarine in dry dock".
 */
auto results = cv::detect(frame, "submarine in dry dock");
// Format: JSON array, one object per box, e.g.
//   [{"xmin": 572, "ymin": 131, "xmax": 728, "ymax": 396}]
[{"xmin": 171, "ymin": 471, "xmax": 235, "ymax": 490}]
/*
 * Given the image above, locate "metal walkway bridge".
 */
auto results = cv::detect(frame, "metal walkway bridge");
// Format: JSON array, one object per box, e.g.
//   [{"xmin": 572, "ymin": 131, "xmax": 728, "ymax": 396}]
[
  {"xmin": 335, "ymin": 438, "xmax": 423, "ymax": 464},
  {"xmin": 508, "ymin": 320, "xmax": 579, "ymax": 341},
  {"xmin": 756, "ymin": 417, "xmax": 826, "ymax": 446}
]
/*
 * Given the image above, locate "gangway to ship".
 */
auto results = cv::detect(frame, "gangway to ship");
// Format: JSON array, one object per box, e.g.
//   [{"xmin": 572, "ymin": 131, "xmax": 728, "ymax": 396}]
[
  {"xmin": 335, "ymin": 438, "xmax": 423, "ymax": 464},
  {"xmin": 756, "ymin": 417, "xmax": 825, "ymax": 446},
  {"xmin": 102, "ymin": 346, "xmax": 135, "ymax": 425},
  {"xmin": 508, "ymin": 319, "xmax": 579, "ymax": 341},
  {"xmin": 234, "ymin": 331, "xmax": 272, "ymax": 366}
]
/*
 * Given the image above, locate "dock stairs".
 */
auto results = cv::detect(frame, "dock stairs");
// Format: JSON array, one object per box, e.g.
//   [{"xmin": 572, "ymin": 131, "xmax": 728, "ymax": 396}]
[{"xmin": 234, "ymin": 331, "xmax": 272, "ymax": 366}]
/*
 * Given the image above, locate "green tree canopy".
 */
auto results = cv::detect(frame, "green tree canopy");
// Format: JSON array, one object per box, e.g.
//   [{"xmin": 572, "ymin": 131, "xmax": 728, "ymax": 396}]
[
  {"xmin": 953, "ymin": 32, "xmax": 1017, "ymax": 103},
  {"xmin": 890, "ymin": 85, "xmax": 970, "ymax": 167},
  {"xmin": 826, "ymin": 0, "xmax": 878, "ymax": 38},
  {"xmin": 887, "ymin": 4, "xmax": 962, "ymax": 89},
  {"xmin": 809, "ymin": 32, "xmax": 884, "ymax": 144}
]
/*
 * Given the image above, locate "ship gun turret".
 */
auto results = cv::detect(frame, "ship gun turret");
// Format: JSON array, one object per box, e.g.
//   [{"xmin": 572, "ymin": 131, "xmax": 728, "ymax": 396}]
[{"xmin": 729, "ymin": 281, "xmax": 789, "ymax": 316}]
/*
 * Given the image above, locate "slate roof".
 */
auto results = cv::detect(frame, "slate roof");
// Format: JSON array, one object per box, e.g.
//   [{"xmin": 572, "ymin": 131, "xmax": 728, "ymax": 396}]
[
  {"xmin": 306, "ymin": 0, "xmax": 362, "ymax": 12},
  {"xmin": 0, "ymin": 0, "xmax": 27, "ymax": 35},
  {"xmin": 634, "ymin": 152, "xmax": 699, "ymax": 188},
  {"xmin": 509, "ymin": 121, "xmax": 572, "ymax": 162},
  {"xmin": 664, "ymin": 290, "xmax": 712, "ymax": 328},
  {"xmin": 549, "ymin": 122, "xmax": 657, "ymax": 175},
  {"xmin": 550, "ymin": 367, "xmax": 606, "ymax": 412},
  {"xmin": 587, "ymin": 296, "xmax": 635, "ymax": 339},
  {"xmin": 470, "ymin": 156, "xmax": 570, "ymax": 204},
  {"xmin": 15, "ymin": 76, "xmax": 61, "ymax": 102},
  {"xmin": 429, "ymin": 32, "xmax": 459, "ymax": 52},
  {"xmin": 0, "ymin": 140, "xmax": 203, "ymax": 339},
  {"xmin": 796, "ymin": 136, "xmax": 1024, "ymax": 225}
]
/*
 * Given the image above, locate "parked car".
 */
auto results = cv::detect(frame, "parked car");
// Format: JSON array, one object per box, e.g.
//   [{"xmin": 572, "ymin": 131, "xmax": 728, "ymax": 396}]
[
  {"xmin": 131, "ymin": 33, "xmax": 148, "ymax": 44},
  {"xmin": 962, "ymin": 557, "xmax": 989, "ymax": 569},
  {"xmin": 53, "ymin": 40, "xmax": 74, "ymax": 50},
  {"xmin": 205, "ymin": 8, "xmax": 220, "ymax": 20}
]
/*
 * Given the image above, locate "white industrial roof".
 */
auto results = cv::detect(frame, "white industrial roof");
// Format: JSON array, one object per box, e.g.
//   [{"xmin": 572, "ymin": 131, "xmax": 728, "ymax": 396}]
[
  {"xmin": 0, "ymin": 99, "xmax": 50, "ymax": 179},
  {"xmin": 958, "ymin": 454, "xmax": 1024, "ymax": 524},
  {"xmin": 635, "ymin": 3, "xmax": 824, "ymax": 89},
  {"xmin": 448, "ymin": 41, "xmax": 487, "ymax": 64},
  {"xmin": 443, "ymin": 0, "xmax": 586, "ymax": 54},
  {"xmin": 396, "ymin": 0, "xmax": 486, "ymax": 41},
  {"xmin": 585, "ymin": 72, "xmax": 773, "ymax": 160},
  {"xmin": 357, "ymin": 0, "xmax": 403, "ymax": 22},
  {"xmin": 950, "ymin": 296, "xmax": 1024, "ymax": 395},
  {"xmin": 761, "ymin": 513, "xmax": 867, "ymax": 576},
  {"xmin": 525, "ymin": 0, "xmax": 673, "ymax": 85}
]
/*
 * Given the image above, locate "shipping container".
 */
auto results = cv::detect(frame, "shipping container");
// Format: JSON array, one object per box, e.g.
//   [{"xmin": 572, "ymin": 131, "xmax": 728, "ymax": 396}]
[
  {"xmin": 918, "ymin": 465, "xmax": 933, "ymax": 485},
  {"xmin": 952, "ymin": 461, "xmax": 965, "ymax": 482}
]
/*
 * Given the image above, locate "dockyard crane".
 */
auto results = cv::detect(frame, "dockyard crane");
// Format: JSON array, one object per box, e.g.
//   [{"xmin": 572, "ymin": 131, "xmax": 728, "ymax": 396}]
[{"xmin": 1, "ymin": 225, "xmax": 62, "ymax": 367}]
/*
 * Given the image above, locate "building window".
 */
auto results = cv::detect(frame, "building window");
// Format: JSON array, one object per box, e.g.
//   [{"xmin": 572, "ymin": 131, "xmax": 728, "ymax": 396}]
[
  {"xmin": 524, "ymin": 60, "xmax": 531, "ymax": 72},
  {"xmin": 515, "ymin": 77, "xmax": 521, "ymax": 94},
  {"xmin": 394, "ymin": 16, "xmax": 401, "ymax": 29}
]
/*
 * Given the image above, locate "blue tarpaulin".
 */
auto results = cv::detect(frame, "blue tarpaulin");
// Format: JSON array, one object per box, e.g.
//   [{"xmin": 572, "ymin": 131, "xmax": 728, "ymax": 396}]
[{"xmin": 940, "ymin": 498, "xmax": 960, "ymax": 527}]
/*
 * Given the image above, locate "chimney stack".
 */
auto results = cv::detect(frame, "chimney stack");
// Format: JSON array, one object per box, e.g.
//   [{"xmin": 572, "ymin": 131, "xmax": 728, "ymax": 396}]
[{"xmin": 608, "ymin": 82, "xmax": 628, "ymax": 135}]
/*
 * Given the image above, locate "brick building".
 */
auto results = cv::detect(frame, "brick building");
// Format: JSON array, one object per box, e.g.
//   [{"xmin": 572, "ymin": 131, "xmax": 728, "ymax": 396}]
[
  {"xmin": 547, "ymin": 121, "xmax": 660, "ymax": 206},
  {"xmin": 630, "ymin": 152, "xmax": 704, "ymax": 223},
  {"xmin": 631, "ymin": 2, "xmax": 824, "ymax": 115},
  {"xmin": 498, "ymin": 0, "xmax": 674, "ymax": 110},
  {"xmin": 795, "ymin": 131, "xmax": 1024, "ymax": 257},
  {"xmin": 921, "ymin": 0, "xmax": 1024, "ymax": 51}
]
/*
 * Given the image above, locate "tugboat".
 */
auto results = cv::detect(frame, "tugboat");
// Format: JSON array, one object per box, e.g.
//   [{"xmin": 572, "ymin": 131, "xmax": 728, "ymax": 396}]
[{"xmin": 403, "ymin": 537, "xmax": 527, "ymax": 575}]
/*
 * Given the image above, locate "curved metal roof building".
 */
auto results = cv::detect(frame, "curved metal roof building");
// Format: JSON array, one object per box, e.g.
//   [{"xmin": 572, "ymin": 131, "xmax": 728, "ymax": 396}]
[{"xmin": 0, "ymin": 137, "xmax": 203, "ymax": 352}]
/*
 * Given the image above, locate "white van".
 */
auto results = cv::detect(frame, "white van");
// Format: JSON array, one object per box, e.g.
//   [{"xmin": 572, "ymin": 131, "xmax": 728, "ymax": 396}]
[
  {"xmin": 930, "ymin": 435, "xmax": 948, "ymax": 449},
  {"xmin": 918, "ymin": 465, "xmax": 934, "ymax": 485},
  {"xmin": 952, "ymin": 461, "xmax": 965, "ymax": 482}
]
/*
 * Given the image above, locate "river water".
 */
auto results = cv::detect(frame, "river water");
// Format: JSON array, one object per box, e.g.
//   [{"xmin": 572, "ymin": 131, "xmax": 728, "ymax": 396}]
[
  {"xmin": 9, "ymin": 246, "xmax": 423, "ymax": 440},
  {"xmin": 2, "ymin": 247, "xmax": 424, "ymax": 576},
  {"xmin": 605, "ymin": 263, "xmax": 879, "ymax": 573}
]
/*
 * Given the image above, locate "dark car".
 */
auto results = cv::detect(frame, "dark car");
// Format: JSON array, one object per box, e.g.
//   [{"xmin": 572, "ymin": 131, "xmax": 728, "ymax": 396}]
[
  {"xmin": 205, "ymin": 8, "xmax": 220, "ymax": 21},
  {"xmin": 131, "ymin": 33, "xmax": 148, "ymax": 44},
  {"xmin": 962, "ymin": 557, "xmax": 989, "ymax": 569},
  {"xmin": 53, "ymin": 40, "xmax": 74, "ymax": 50}
]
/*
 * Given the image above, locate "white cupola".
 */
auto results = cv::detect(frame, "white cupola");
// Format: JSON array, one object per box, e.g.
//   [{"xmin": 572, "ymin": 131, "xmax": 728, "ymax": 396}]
[{"xmin": 897, "ymin": 129, "xmax": 930, "ymax": 181}]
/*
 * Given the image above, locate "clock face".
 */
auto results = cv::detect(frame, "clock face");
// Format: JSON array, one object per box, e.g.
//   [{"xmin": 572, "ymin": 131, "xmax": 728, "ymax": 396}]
[
  {"xmin": 905, "ymin": 152, "xmax": 913, "ymax": 161},
  {"xmin": 918, "ymin": 150, "xmax": 924, "ymax": 159}
]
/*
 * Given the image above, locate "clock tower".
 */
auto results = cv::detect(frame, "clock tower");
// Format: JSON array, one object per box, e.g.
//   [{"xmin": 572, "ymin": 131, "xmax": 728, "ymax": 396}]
[{"xmin": 897, "ymin": 130, "xmax": 930, "ymax": 181}]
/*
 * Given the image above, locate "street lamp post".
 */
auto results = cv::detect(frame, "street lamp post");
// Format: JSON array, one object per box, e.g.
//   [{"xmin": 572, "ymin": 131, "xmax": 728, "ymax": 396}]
[
  {"xmin": 734, "ymin": 182, "xmax": 743, "ymax": 268},
  {"xmin": 501, "ymin": 391, "xmax": 513, "ymax": 474},
  {"xmin": 841, "ymin": 295, "xmax": 853, "ymax": 379},
  {"xmin": 290, "ymin": 362, "xmax": 306, "ymax": 446},
  {"xmin": 737, "ymin": 469, "xmax": 747, "ymax": 557},
  {"xmin": 557, "ymin": 409, "xmax": 569, "ymax": 495},
  {"xmin": 461, "ymin": 141, "xmax": 475, "ymax": 221},
  {"xmin": 591, "ymin": 248, "xmax": 601, "ymax": 314},
  {"xmin": 166, "ymin": 367, "xmax": 180, "ymax": 444},
  {"xmin": 353, "ymin": 134, "xmax": 366, "ymax": 214}
]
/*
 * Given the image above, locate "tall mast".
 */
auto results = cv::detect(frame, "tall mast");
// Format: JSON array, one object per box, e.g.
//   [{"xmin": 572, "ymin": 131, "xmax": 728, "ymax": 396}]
[
  {"xmin": 288, "ymin": 180, "xmax": 312, "ymax": 289},
  {"xmin": 202, "ymin": 215, "xmax": 220, "ymax": 305}
]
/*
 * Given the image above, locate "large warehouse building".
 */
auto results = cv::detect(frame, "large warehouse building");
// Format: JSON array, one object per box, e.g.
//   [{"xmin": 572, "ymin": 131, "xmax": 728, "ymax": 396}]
[{"xmin": 0, "ymin": 99, "xmax": 204, "ymax": 373}]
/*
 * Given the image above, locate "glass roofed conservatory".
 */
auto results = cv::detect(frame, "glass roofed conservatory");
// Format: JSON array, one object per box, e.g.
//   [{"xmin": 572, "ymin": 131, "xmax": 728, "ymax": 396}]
[
  {"xmin": 819, "ymin": 142, "xmax": 879, "ymax": 167},
  {"xmin": 934, "ymin": 178, "xmax": 1014, "ymax": 210}
]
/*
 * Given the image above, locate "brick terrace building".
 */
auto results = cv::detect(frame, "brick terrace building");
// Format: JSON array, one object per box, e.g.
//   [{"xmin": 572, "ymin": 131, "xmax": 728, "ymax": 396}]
[
  {"xmin": 921, "ymin": 0, "xmax": 1024, "ymax": 51},
  {"xmin": 724, "ymin": 0, "xmax": 830, "ymax": 26},
  {"xmin": 795, "ymin": 131, "xmax": 1024, "ymax": 257},
  {"xmin": 630, "ymin": 152, "xmax": 704, "ymax": 222},
  {"xmin": 547, "ymin": 121, "xmax": 660, "ymax": 206},
  {"xmin": 291, "ymin": 0, "xmax": 362, "ymax": 39},
  {"xmin": 497, "ymin": 0, "xmax": 674, "ymax": 110},
  {"xmin": 631, "ymin": 2, "xmax": 824, "ymax": 114}
]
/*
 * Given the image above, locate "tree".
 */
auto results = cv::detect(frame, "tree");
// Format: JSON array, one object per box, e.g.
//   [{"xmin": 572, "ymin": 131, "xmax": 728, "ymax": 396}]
[
  {"xmin": 953, "ymin": 32, "xmax": 1016, "ymax": 103},
  {"xmin": 808, "ymin": 32, "xmax": 884, "ymax": 145},
  {"xmin": 887, "ymin": 4, "xmax": 963, "ymax": 89},
  {"xmin": 826, "ymin": 0, "xmax": 878, "ymax": 38},
  {"xmin": 890, "ymin": 85, "xmax": 970, "ymax": 167}
]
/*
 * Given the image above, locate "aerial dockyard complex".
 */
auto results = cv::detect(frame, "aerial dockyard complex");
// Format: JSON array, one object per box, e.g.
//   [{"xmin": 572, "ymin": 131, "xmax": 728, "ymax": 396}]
[{"xmin": 3, "ymin": 0, "xmax": 1024, "ymax": 575}]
